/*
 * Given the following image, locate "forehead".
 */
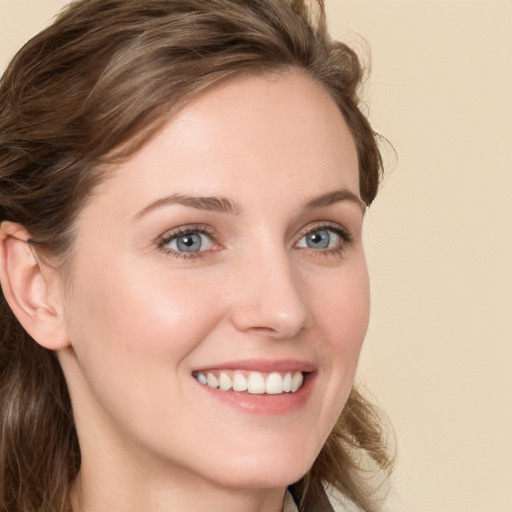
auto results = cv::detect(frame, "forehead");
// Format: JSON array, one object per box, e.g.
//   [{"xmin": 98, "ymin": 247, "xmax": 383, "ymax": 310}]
[{"xmin": 81, "ymin": 71, "xmax": 359, "ymax": 222}]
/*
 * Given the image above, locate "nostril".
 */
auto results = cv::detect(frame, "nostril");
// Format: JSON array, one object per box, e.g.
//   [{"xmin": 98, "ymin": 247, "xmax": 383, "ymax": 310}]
[{"xmin": 246, "ymin": 326, "xmax": 281, "ymax": 334}]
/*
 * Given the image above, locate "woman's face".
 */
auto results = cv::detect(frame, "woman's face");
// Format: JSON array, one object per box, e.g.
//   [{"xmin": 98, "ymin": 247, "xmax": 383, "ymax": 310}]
[{"xmin": 58, "ymin": 71, "xmax": 370, "ymax": 491}]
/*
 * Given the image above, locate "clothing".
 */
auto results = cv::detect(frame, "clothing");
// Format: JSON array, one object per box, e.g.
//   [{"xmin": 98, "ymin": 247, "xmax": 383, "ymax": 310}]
[
  {"xmin": 283, "ymin": 490, "xmax": 299, "ymax": 512},
  {"xmin": 284, "ymin": 488, "xmax": 336, "ymax": 512}
]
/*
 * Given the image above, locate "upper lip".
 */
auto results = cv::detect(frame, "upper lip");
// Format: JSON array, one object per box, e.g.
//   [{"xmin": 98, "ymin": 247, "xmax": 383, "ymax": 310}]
[{"xmin": 192, "ymin": 359, "xmax": 317, "ymax": 373}]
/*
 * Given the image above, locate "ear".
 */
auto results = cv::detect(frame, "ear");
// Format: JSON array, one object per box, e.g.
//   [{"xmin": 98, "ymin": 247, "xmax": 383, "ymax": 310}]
[{"xmin": 0, "ymin": 221, "xmax": 70, "ymax": 350}]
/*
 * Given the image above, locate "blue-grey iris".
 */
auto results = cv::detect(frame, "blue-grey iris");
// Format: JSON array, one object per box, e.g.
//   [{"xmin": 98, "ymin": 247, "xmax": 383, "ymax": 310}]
[
  {"xmin": 306, "ymin": 230, "xmax": 331, "ymax": 249},
  {"xmin": 176, "ymin": 234, "xmax": 202, "ymax": 252}
]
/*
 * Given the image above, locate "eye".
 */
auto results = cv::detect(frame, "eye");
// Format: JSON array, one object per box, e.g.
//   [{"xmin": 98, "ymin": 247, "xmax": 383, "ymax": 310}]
[
  {"xmin": 297, "ymin": 228, "xmax": 340, "ymax": 249},
  {"xmin": 167, "ymin": 233, "xmax": 213, "ymax": 252},
  {"xmin": 295, "ymin": 225, "xmax": 352, "ymax": 252},
  {"xmin": 159, "ymin": 226, "xmax": 216, "ymax": 256}
]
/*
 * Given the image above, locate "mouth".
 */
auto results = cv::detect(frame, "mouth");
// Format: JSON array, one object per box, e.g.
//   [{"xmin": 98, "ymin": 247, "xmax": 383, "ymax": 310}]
[
  {"xmin": 192, "ymin": 369, "xmax": 306, "ymax": 395},
  {"xmin": 191, "ymin": 360, "xmax": 317, "ymax": 415}
]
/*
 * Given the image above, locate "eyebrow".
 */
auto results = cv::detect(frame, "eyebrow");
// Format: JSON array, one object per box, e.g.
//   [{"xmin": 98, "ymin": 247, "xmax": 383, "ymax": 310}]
[
  {"xmin": 132, "ymin": 188, "xmax": 365, "ymax": 222},
  {"xmin": 132, "ymin": 193, "xmax": 242, "ymax": 221},
  {"xmin": 305, "ymin": 189, "xmax": 366, "ymax": 213}
]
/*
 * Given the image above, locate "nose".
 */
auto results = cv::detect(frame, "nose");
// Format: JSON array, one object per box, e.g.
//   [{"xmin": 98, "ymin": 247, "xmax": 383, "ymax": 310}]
[{"xmin": 229, "ymin": 248, "xmax": 308, "ymax": 339}]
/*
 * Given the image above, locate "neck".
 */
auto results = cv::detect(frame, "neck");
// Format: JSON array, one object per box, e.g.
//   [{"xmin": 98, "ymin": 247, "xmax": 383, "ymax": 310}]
[{"xmin": 70, "ymin": 458, "xmax": 286, "ymax": 512}]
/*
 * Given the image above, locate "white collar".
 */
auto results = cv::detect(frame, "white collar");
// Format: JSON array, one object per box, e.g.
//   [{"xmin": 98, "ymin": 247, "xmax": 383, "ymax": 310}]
[{"xmin": 283, "ymin": 490, "xmax": 299, "ymax": 512}]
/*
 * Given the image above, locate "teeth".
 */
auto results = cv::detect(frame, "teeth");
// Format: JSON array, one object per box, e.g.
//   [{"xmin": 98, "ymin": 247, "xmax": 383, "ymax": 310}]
[
  {"xmin": 206, "ymin": 373, "xmax": 218, "ymax": 388},
  {"xmin": 232, "ymin": 373, "xmax": 248, "ymax": 392},
  {"xmin": 265, "ymin": 372, "xmax": 283, "ymax": 394},
  {"xmin": 218, "ymin": 372, "xmax": 232, "ymax": 391},
  {"xmin": 247, "ymin": 372, "xmax": 266, "ymax": 394},
  {"xmin": 195, "ymin": 370, "xmax": 305, "ymax": 395},
  {"xmin": 291, "ymin": 372, "xmax": 303, "ymax": 392},
  {"xmin": 282, "ymin": 373, "xmax": 293, "ymax": 392}
]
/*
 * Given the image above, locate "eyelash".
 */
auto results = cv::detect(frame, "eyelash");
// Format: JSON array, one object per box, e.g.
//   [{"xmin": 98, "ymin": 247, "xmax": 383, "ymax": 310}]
[{"xmin": 157, "ymin": 223, "xmax": 354, "ymax": 260}]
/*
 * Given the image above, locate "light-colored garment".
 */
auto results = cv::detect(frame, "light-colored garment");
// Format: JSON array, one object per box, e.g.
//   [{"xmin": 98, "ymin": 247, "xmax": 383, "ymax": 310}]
[{"xmin": 283, "ymin": 490, "xmax": 299, "ymax": 512}]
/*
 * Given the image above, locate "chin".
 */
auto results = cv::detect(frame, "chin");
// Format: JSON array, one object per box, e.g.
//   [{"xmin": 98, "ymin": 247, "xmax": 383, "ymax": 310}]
[
  {"xmin": 211, "ymin": 465, "xmax": 308, "ymax": 491},
  {"xmin": 199, "ymin": 441, "xmax": 319, "ymax": 491}
]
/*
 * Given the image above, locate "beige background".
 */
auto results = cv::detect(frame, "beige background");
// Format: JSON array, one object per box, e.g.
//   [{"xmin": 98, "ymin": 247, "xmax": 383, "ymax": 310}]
[{"xmin": 1, "ymin": 1, "xmax": 511, "ymax": 512}]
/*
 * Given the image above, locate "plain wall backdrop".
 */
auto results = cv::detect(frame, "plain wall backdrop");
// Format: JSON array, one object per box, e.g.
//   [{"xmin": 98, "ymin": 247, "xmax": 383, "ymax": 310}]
[{"xmin": 1, "ymin": 1, "xmax": 511, "ymax": 512}]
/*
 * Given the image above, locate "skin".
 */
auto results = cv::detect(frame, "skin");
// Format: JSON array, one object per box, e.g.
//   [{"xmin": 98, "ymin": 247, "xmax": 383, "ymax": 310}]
[{"xmin": 3, "ymin": 70, "xmax": 370, "ymax": 512}]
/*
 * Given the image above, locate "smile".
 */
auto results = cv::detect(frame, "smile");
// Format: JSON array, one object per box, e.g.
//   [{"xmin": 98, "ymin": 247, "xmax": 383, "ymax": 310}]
[{"xmin": 193, "ymin": 370, "xmax": 305, "ymax": 395}]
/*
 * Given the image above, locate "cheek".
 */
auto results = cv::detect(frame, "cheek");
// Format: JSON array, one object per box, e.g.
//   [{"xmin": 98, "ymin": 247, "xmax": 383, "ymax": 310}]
[
  {"xmin": 310, "ymin": 260, "xmax": 370, "ymax": 409},
  {"xmin": 62, "ymin": 258, "xmax": 229, "ymax": 420},
  {"xmin": 313, "ymin": 258, "xmax": 370, "ymax": 354},
  {"xmin": 67, "ymin": 260, "xmax": 221, "ymax": 355},
  {"xmin": 62, "ymin": 260, "xmax": 232, "ymax": 455}
]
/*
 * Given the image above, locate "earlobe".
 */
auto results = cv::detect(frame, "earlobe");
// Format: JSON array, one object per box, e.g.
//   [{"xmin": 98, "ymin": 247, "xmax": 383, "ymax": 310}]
[{"xmin": 0, "ymin": 221, "xmax": 70, "ymax": 351}]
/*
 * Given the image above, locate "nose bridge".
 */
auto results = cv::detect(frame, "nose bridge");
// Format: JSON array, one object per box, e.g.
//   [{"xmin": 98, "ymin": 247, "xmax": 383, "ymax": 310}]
[{"xmin": 230, "ymin": 239, "xmax": 308, "ymax": 338}]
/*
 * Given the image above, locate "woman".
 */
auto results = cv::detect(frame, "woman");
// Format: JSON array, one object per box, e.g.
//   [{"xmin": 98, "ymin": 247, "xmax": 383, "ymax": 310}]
[{"xmin": 0, "ymin": 1, "xmax": 392, "ymax": 511}]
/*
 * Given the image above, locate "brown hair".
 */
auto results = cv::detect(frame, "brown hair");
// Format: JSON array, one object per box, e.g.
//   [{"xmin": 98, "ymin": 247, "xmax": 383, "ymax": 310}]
[{"xmin": 0, "ymin": 1, "xmax": 392, "ymax": 510}]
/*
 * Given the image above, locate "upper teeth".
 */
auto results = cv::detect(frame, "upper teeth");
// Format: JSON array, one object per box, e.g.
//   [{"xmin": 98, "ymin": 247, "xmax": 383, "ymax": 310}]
[{"xmin": 195, "ymin": 371, "xmax": 304, "ymax": 394}]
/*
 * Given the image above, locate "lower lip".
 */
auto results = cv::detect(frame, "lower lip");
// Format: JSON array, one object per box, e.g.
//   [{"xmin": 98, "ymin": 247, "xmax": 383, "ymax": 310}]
[{"xmin": 195, "ymin": 373, "xmax": 316, "ymax": 416}]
